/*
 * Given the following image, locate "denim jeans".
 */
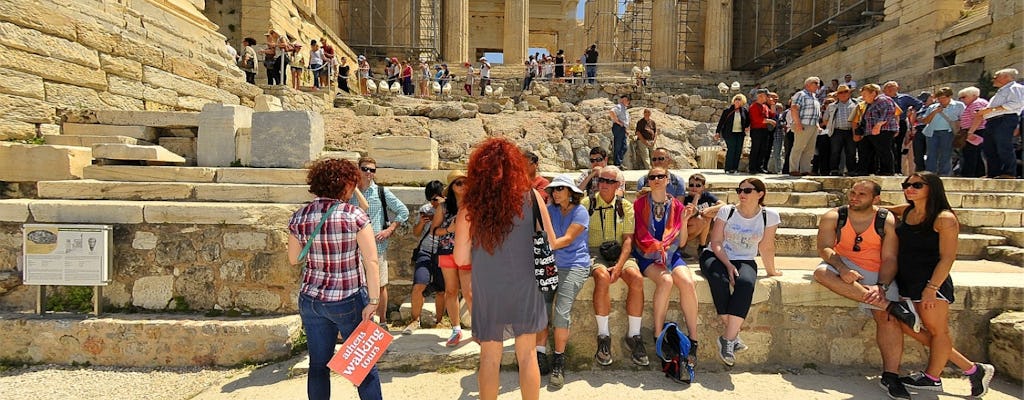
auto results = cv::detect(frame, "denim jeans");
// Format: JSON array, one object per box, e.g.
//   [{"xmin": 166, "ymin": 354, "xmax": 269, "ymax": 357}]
[
  {"xmin": 310, "ymin": 63, "xmax": 322, "ymax": 87},
  {"xmin": 299, "ymin": 289, "xmax": 382, "ymax": 400},
  {"xmin": 611, "ymin": 124, "xmax": 628, "ymax": 166},
  {"xmin": 830, "ymin": 128, "xmax": 856, "ymax": 175},
  {"xmin": 585, "ymin": 64, "xmax": 596, "ymax": 84},
  {"xmin": 912, "ymin": 126, "xmax": 927, "ymax": 172},
  {"xmin": 982, "ymin": 114, "xmax": 1020, "ymax": 177},
  {"xmin": 723, "ymin": 132, "xmax": 744, "ymax": 172},
  {"xmin": 925, "ymin": 130, "xmax": 953, "ymax": 176},
  {"xmin": 768, "ymin": 130, "xmax": 785, "ymax": 173}
]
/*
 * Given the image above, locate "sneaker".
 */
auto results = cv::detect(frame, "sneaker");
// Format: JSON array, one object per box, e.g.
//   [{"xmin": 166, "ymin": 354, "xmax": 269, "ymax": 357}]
[
  {"xmin": 879, "ymin": 372, "xmax": 911, "ymax": 399},
  {"xmin": 887, "ymin": 300, "xmax": 922, "ymax": 333},
  {"xmin": 733, "ymin": 336, "xmax": 748, "ymax": 353},
  {"xmin": 685, "ymin": 339, "xmax": 697, "ymax": 383},
  {"xmin": 595, "ymin": 335, "xmax": 613, "ymax": 366},
  {"xmin": 717, "ymin": 336, "xmax": 735, "ymax": 366},
  {"xmin": 401, "ymin": 320, "xmax": 419, "ymax": 335},
  {"xmin": 624, "ymin": 335, "xmax": 650, "ymax": 366},
  {"xmin": 966, "ymin": 363, "xmax": 995, "ymax": 397},
  {"xmin": 537, "ymin": 351, "xmax": 551, "ymax": 375},
  {"xmin": 549, "ymin": 353, "xmax": 565, "ymax": 388},
  {"xmin": 900, "ymin": 371, "xmax": 943, "ymax": 392},
  {"xmin": 446, "ymin": 329, "xmax": 462, "ymax": 347}
]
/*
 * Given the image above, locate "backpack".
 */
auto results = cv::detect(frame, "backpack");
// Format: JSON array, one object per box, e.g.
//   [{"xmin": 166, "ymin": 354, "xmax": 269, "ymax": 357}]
[
  {"xmin": 656, "ymin": 322, "xmax": 694, "ymax": 384},
  {"xmin": 725, "ymin": 205, "xmax": 767, "ymax": 227},
  {"xmin": 835, "ymin": 205, "xmax": 888, "ymax": 242}
]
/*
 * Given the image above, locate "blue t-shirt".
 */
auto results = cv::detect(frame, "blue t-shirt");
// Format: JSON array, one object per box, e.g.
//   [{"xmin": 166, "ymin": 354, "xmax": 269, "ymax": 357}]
[{"xmin": 547, "ymin": 204, "xmax": 591, "ymax": 269}]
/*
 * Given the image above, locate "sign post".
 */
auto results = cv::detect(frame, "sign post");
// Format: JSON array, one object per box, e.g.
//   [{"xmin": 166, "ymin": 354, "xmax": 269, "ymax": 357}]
[{"xmin": 23, "ymin": 224, "xmax": 113, "ymax": 315}]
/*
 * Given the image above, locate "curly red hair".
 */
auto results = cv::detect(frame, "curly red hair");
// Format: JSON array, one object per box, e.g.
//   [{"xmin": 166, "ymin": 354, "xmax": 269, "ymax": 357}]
[
  {"xmin": 306, "ymin": 158, "xmax": 360, "ymax": 199},
  {"xmin": 464, "ymin": 137, "xmax": 532, "ymax": 254}
]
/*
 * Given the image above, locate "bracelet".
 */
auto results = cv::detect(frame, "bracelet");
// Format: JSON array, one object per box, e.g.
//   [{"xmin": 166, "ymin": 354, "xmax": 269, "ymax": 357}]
[
  {"xmin": 926, "ymin": 282, "xmax": 941, "ymax": 291},
  {"xmin": 368, "ymin": 298, "xmax": 380, "ymax": 305}
]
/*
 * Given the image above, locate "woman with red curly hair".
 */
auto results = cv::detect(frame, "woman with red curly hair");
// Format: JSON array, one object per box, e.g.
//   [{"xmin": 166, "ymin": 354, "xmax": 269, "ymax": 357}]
[
  {"xmin": 453, "ymin": 138, "xmax": 554, "ymax": 400},
  {"xmin": 287, "ymin": 158, "xmax": 382, "ymax": 400}
]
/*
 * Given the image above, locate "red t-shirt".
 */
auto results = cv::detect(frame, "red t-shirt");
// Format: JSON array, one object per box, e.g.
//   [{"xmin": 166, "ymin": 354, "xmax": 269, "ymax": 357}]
[
  {"xmin": 533, "ymin": 176, "xmax": 550, "ymax": 202},
  {"xmin": 749, "ymin": 102, "xmax": 775, "ymax": 129}
]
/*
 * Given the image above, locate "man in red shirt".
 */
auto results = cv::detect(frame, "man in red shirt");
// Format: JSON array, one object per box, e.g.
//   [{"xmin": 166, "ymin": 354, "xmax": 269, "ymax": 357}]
[
  {"xmin": 748, "ymin": 89, "xmax": 776, "ymax": 173},
  {"xmin": 319, "ymin": 38, "xmax": 335, "ymax": 89},
  {"xmin": 524, "ymin": 150, "xmax": 550, "ymax": 203}
]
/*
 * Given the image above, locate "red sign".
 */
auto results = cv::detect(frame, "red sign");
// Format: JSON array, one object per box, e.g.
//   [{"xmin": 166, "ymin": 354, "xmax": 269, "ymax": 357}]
[{"xmin": 327, "ymin": 319, "xmax": 394, "ymax": 385}]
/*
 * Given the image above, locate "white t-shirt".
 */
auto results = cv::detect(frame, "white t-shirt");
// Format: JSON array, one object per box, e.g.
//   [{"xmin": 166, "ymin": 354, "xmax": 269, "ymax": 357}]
[{"xmin": 715, "ymin": 204, "xmax": 780, "ymax": 260}]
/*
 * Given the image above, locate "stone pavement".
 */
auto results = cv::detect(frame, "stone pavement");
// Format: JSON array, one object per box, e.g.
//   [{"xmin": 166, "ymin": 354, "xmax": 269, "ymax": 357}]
[{"xmin": 192, "ymin": 357, "xmax": 1024, "ymax": 399}]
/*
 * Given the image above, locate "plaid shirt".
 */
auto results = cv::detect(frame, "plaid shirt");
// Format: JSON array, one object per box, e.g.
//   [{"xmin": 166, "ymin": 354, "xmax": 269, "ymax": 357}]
[
  {"xmin": 289, "ymin": 198, "xmax": 371, "ymax": 302},
  {"xmin": 791, "ymin": 89, "xmax": 821, "ymax": 125},
  {"xmin": 825, "ymin": 99, "xmax": 856, "ymax": 130},
  {"xmin": 350, "ymin": 182, "xmax": 409, "ymax": 256},
  {"xmin": 865, "ymin": 94, "xmax": 899, "ymax": 133}
]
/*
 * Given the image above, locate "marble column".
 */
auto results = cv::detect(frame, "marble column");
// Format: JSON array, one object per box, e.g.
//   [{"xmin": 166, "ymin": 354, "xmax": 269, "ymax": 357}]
[
  {"xmin": 443, "ymin": 0, "xmax": 469, "ymax": 63},
  {"xmin": 651, "ymin": 0, "xmax": 678, "ymax": 70},
  {"xmin": 315, "ymin": 0, "xmax": 341, "ymax": 38},
  {"xmin": 703, "ymin": 0, "xmax": 733, "ymax": 71},
  {"xmin": 504, "ymin": 0, "xmax": 529, "ymax": 64},
  {"xmin": 595, "ymin": 0, "xmax": 616, "ymax": 60}
]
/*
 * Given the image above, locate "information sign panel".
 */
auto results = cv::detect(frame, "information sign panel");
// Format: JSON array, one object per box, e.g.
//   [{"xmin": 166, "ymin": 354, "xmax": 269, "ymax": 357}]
[{"xmin": 23, "ymin": 224, "xmax": 112, "ymax": 286}]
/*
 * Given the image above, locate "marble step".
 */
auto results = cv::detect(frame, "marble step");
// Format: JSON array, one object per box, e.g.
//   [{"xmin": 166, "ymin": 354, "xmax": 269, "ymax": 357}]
[
  {"xmin": 812, "ymin": 176, "xmax": 1024, "ymax": 193},
  {"xmin": 773, "ymin": 228, "xmax": 1005, "ymax": 259}
]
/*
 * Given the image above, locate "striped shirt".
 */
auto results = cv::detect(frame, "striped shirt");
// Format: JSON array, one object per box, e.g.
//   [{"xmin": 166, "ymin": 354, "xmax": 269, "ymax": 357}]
[
  {"xmin": 961, "ymin": 98, "xmax": 988, "ymax": 129},
  {"xmin": 350, "ymin": 182, "xmax": 410, "ymax": 256},
  {"xmin": 289, "ymin": 198, "xmax": 370, "ymax": 302}
]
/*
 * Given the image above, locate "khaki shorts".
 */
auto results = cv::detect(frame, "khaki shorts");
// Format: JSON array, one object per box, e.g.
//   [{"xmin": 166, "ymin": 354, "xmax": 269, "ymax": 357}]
[
  {"xmin": 360, "ymin": 257, "xmax": 389, "ymax": 287},
  {"xmin": 588, "ymin": 247, "xmax": 639, "ymax": 274}
]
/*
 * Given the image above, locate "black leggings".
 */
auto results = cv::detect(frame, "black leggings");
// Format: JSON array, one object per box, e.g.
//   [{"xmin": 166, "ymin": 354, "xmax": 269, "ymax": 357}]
[{"xmin": 699, "ymin": 251, "xmax": 757, "ymax": 319}]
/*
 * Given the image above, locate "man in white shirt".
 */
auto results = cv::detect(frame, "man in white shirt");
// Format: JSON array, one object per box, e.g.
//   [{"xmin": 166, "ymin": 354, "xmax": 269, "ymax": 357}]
[
  {"xmin": 224, "ymin": 39, "xmax": 238, "ymax": 62},
  {"xmin": 478, "ymin": 57, "xmax": 491, "ymax": 96},
  {"xmin": 975, "ymin": 68, "xmax": 1024, "ymax": 178},
  {"xmin": 843, "ymin": 74, "xmax": 857, "ymax": 89}
]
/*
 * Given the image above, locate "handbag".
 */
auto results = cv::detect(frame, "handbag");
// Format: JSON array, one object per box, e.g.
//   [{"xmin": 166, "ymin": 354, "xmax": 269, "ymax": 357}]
[
  {"xmin": 296, "ymin": 202, "xmax": 340, "ymax": 268},
  {"xmin": 435, "ymin": 214, "xmax": 456, "ymax": 256},
  {"xmin": 410, "ymin": 224, "xmax": 445, "ymax": 295},
  {"xmin": 531, "ymin": 192, "xmax": 558, "ymax": 293},
  {"xmin": 937, "ymin": 110, "xmax": 966, "ymax": 149}
]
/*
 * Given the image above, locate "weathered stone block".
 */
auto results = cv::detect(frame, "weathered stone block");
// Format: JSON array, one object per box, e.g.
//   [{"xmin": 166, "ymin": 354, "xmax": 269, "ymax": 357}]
[
  {"xmin": 0, "ymin": 120, "xmax": 36, "ymax": 141},
  {"xmin": 216, "ymin": 168, "xmax": 306, "ymax": 185},
  {"xmin": 368, "ymin": 136, "xmax": 439, "ymax": 170},
  {"xmin": 0, "ymin": 21, "xmax": 100, "ymax": 68},
  {"xmin": 45, "ymin": 135, "xmax": 140, "ymax": 147},
  {"xmin": 94, "ymin": 110, "xmax": 199, "ymax": 128},
  {"xmin": 63, "ymin": 123, "xmax": 158, "ymax": 141},
  {"xmin": 92, "ymin": 143, "xmax": 185, "ymax": 163},
  {"xmin": 143, "ymin": 202, "xmax": 298, "ymax": 225},
  {"xmin": 235, "ymin": 127, "xmax": 251, "ymax": 166},
  {"xmin": 83, "ymin": 165, "xmax": 215, "ymax": 183},
  {"xmin": 194, "ymin": 183, "xmax": 312, "ymax": 203},
  {"xmin": 197, "ymin": 103, "xmax": 252, "ymax": 167},
  {"xmin": 0, "ymin": 44, "xmax": 107, "ymax": 90},
  {"xmin": 989, "ymin": 312, "xmax": 1023, "ymax": 382},
  {"xmin": 132, "ymin": 231, "xmax": 158, "ymax": 250},
  {"xmin": 0, "ymin": 67, "xmax": 44, "ymax": 99},
  {"xmin": 99, "ymin": 54, "xmax": 143, "ymax": 80},
  {"xmin": 223, "ymin": 232, "xmax": 268, "ymax": 250},
  {"xmin": 29, "ymin": 200, "xmax": 144, "ymax": 224},
  {"xmin": 158, "ymin": 137, "xmax": 196, "ymax": 166},
  {"xmin": 37, "ymin": 180, "xmax": 193, "ymax": 201},
  {"xmin": 0, "ymin": 199, "xmax": 31, "ymax": 222},
  {"xmin": 0, "ymin": 142, "xmax": 91, "ymax": 182},
  {"xmin": 142, "ymin": 66, "xmax": 238, "ymax": 105},
  {"xmin": 0, "ymin": 93, "xmax": 56, "ymax": 124},
  {"xmin": 250, "ymin": 111, "xmax": 324, "ymax": 168},
  {"xmin": 132, "ymin": 275, "xmax": 173, "ymax": 309},
  {"xmin": 254, "ymin": 95, "xmax": 283, "ymax": 112}
]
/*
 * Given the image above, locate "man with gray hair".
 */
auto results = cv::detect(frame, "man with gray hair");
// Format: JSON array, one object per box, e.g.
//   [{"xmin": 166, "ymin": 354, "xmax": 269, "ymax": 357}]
[
  {"xmin": 789, "ymin": 77, "xmax": 822, "ymax": 176},
  {"xmin": 975, "ymin": 68, "xmax": 1024, "ymax": 178}
]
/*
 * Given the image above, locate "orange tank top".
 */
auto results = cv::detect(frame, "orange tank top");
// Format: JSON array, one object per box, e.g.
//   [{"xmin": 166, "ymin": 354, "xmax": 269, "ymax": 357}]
[{"xmin": 834, "ymin": 219, "xmax": 882, "ymax": 272}]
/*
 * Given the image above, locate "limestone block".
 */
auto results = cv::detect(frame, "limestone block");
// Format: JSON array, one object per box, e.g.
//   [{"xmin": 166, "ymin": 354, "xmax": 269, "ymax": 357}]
[
  {"xmin": 368, "ymin": 136, "xmax": 439, "ymax": 170},
  {"xmin": 986, "ymin": 246, "xmax": 1024, "ymax": 266},
  {"xmin": 99, "ymin": 92, "xmax": 144, "ymax": 110},
  {"xmin": 29, "ymin": 200, "xmax": 144, "ymax": 224},
  {"xmin": 223, "ymin": 232, "xmax": 268, "ymax": 250},
  {"xmin": 158, "ymin": 137, "xmax": 196, "ymax": 166},
  {"xmin": 254, "ymin": 95, "xmax": 283, "ymax": 112},
  {"xmin": 38, "ymin": 123, "xmax": 61, "ymax": 136},
  {"xmin": 216, "ymin": 168, "xmax": 307, "ymax": 185},
  {"xmin": 217, "ymin": 74, "xmax": 262, "ymax": 99},
  {"xmin": 99, "ymin": 54, "xmax": 143, "ymax": 80},
  {"xmin": 94, "ymin": 110, "xmax": 199, "ymax": 129},
  {"xmin": 0, "ymin": 67, "xmax": 44, "ymax": 99},
  {"xmin": 0, "ymin": 120, "xmax": 36, "ymax": 141},
  {"xmin": 92, "ymin": 143, "xmax": 186, "ymax": 164},
  {"xmin": 353, "ymin": 103, "xmax": 391, "ymax": 116},
  {"xmin": 37, "ymin": 180, "xmax": 192, "ymax": 201},
  {"xmin": 0, "ymin": 93, "xmax": 56, "ymax": 124},
  {"xmin": 0, "ymin": 142, "xmax": 91, "ymax": 182},
  {"xmin": 132, "ymin": 231, "xmax": 158, "ymax": 250},
  {"xmin": 142, "ymin": 66, "xmax": 238, "ymax": 105},
  {"xmin": 250, "ymin": 111, "xmax": 324, "ymax": 169},
  {"xmin": 43, "ymin": 81, "xmax": 105, "ymax": 110},
  {"xmin": 0, "ymin": 21, "xmax": 100, "ymax": 68},
  {"xmin": 320, "ymin": 151, "xmax": 361, "ymax": 162},
  {"xmin": 143, "ymin": 202, "xmax": 299, "ymax": 225},
  {"xmin": 989, "ymin": 312, "xmax": 1023, "ymax": 381},
  {"xmin": 374, "ymin": 169, "xmax": 451, "ymax": 186},
  {"xmin": 132, "ymin": 275, "xmax": 174, "ymax": 309},
  {"xmin": 977, "ymin": 227, "xmax": 1024, "ymax": 247},
  {"xmin": 193, "ymin": 183, "xmax": 312, "ymax": 203},
  {"xmin": 235, "ymin": 128, "xmax": 251, "ymax": 166},
  {"xmin": 163, "ymin": 55, "xmax": 218, "ymax": 87},
  {"xmin": 197, "ymin": 103, "xmax": 252, "ymax": 167},
  {"xmin": 63, "ymin": 123, "xmax": 157, "ymax": 142},
  {"xmin": 962, "ymin": 193, "xmax": 1024, "ymax": 209},
  {"xmin": 0, "ymin": 199, "xmax": 31, "ymax": 222},
  {"xmin": 106, "ymin": 75, "xmax": 147, "ymax": 100},
  {"xmin": 0, "ymin": 43, "xmax": 107, "ymax": 90},
  {"xmin": 143, "ymin": 86, "xmax": 178, "ymax": 107},
  {"xmin": 45, "ymin": 135, "xmax": 141, "ymax": 147},
  {"xmin": 0, "ymin": 1, "xmax": 78, "ymax": 41},
  {"xmin": 83, "ymin": 165, "xmax": 216, "ymax": 183}
]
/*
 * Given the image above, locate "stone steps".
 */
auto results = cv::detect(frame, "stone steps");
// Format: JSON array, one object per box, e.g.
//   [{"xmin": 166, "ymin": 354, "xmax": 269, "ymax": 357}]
[
  {"xmin": 977, "ymin": 227, "xmax": 1024, "ymax": 247},
  {"xmin": 774, "ymin": 228, "xmax": 1005, "ymax": 259},
  {"xmin": 62, "ymin": 123, "xmax": 158, "ymax": 142},
  {"xmin": 812, "ymin": 176, "xmax": 1024, "ymax": 193},
  {"xmin": 879, "ymin": 191, "xmax": 1024, "ymax": 209},
  {"xmin": 44, "ymin": 134, "xmax": 145, "ymax": 147},
  {"xmin": 771, "ymin": 207, "xmax": 1024, "ymax": 229},
  {"xmin": 986, "ymin": 246, "xmax": 1024, "ymax": 267},
  {"xmin": 92, "ymin": 144, "xmax": 186, "ymax": 164}
]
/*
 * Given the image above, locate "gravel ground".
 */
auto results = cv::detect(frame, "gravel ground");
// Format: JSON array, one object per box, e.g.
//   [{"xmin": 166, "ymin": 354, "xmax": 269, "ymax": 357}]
[{"xmin": 0, "ymin": 365, "xmax": 243, "ymax": 400}]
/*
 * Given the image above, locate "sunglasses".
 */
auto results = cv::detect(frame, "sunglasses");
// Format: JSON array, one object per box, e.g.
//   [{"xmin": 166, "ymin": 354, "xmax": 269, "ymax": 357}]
[
  {"xmin": 651, "ymin": 157, "xmax": 667, "ymax": 162},
  {"xmin": 452, "ymin": 180, "xmax": 465, "ymax": 187},
  {"xmin": 735, "ymin": 187, "xmax": 759, "ymax": 194},
  {"xmin": 360, "ymin": 166, "xmax": 376, "ymax": 173},
  {"xmin": 648, "ymin": 174, "xmax": 668, "ymax": 181},
  {"xmin": 551, "ymin": 186, "xmax": 569, "ymax": 192},
  {"xmin": 590, "ymin": 157, "xmax": 605, "ymax": 163},
  {"xmin": 688, "ymin": 183, "xmax": 703, "ymax": 188},
  {"xmin": 431, "ymin": 197, "xmax": 442, "ymax": 202},
  {"xmin": 853, "ymin": 234, "xmax": 863, "ymax": 252},
  {"xmin": 901, "ymin": 182, "xmax": 927, "ymax": 190},
  {"xmin": 597, "ymin": 177, "xmax": 618, "ymax": 185}
]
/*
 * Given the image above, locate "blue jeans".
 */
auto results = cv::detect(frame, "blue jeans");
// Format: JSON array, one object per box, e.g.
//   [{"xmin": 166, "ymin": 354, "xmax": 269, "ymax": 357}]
[
  {"xmin": 982, "ymin": 114, "xmax": 1020, "ymax": 177},
  {"xmin": 925, "ymin": 130, "xmax": 953, "ymax": 176},
  {"xmin": 310, "ymin": 63, "xmax": 322, "ymax": 87},
  {"xmin": 585, "ymin": 64, "xmax": 596, "ymax": 84},
  {"xmin": 611, "ymin": 124, "xmax": 628, "ymax": 166},
  {"xmin": 299, "ymin": 289, "xmax": 382, "ymax": 400}
]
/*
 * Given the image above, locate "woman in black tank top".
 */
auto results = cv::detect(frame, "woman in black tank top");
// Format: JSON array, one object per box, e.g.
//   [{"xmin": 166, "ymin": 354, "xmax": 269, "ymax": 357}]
[{"xmin": 887, "ymin": 172, "xmax": 995, "ymax": 395}]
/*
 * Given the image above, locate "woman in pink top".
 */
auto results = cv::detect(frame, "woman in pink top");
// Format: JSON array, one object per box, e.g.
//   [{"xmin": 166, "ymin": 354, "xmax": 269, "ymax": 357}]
[{"xmin": 959, "ymin": 86, "xmax": 989, "ymax": 177}]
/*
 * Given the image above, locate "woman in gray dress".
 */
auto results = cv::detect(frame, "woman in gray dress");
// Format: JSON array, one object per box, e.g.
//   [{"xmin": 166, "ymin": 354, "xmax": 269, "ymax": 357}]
[{"xmin": 454, "ymin": 137, "xmax": 553, "ymax": 400}]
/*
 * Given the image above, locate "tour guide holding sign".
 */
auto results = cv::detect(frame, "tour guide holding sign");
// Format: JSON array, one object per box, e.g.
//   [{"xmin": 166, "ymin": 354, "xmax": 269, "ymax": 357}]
[{"xmin": 287, "ymin": 158, "xmax": 383, "ymax": 400}]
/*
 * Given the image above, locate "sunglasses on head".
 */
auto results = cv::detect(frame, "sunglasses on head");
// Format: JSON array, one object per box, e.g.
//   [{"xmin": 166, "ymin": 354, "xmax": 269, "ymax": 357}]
[
  {"xmin": 651, "ymin": 157, "xmax": 667, "ymax": 162},
  {"xmin": 735, "ymin": 187, "xmax": 759, "ymax": 194},
  {"xmin": 597, "ymin": 177, "xmax": 618, "ymax": 185},
  {"xmin": 360, "ymin": 166, "xmax": 376, "ymax": 173},
  {"xmin": 901, "ymin": 182, "xmax": 927, "ymax": 190},
  {"xmin": 853, "ymin": 234, "xmax": 864, "ymax": 252},
  {"xmin": 648, "ymin": 174, "xmax": 668, "ymax": 181},
  {"xmin": 688, "ymin": 183, "xmax": 703, "ymax": 188},
  {"xmin": 590, "ymin": 156, "xmax": 605, "ymax": 163}
]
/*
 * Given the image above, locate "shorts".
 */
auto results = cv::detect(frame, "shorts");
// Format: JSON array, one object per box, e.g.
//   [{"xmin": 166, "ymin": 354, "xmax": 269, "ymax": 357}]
[
  {"xmin": 899, "ymin": 277, "xmax": 955, "ymax": 304},
  {"xmin": 413, "ymin": 258, "xmax": 432, "ymax": 285},
  {"xmin": 819, "ymin": 256, "xmax": 899, "ymax": 304},
  {"xmin": 634, "ymin": 249, "xmax": 686, "ymax": 274},
  {"xmin": 546, "ymin": 267, "xmax": 590, "ymax": 329},
  {"xmin": 588, "ymin": 247, "xmax": 639, "ymax": 273},
  {"xmin": 438, "ymin": 254, "xmax": 472, "ymax": 271},
  {"xmin": 360, "ymin": 257, "xmax": 389, "ymax": 287}
]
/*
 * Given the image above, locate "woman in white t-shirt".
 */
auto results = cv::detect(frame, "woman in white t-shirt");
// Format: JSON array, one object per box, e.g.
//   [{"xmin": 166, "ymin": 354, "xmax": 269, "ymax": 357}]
[{"xmin": 699, "ymin": 177, "xmax": 781, "ymax": 367}]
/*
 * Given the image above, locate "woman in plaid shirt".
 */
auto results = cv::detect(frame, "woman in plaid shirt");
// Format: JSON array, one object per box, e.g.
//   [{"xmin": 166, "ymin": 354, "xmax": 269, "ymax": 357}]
[{"xmin": 288, "ymin": 158, "xmax": 382, "ymax": 400}]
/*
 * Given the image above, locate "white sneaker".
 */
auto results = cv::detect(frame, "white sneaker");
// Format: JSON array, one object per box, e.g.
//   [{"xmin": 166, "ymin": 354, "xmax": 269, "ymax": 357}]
[{"xmin": 401, "ymin": 320, "xmax": 419, "ymax": 335}]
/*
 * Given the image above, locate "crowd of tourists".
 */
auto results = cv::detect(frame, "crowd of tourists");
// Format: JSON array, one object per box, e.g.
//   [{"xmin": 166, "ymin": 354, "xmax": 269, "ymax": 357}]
[{"xmin": 286, "ymin": 136, "xmax": 997, "ymax": 400}]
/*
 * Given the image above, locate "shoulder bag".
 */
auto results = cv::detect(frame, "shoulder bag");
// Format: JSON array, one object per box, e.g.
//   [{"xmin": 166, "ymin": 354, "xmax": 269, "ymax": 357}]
[
  {"xmin": 531, "ymin": 192, "xmax": 558, "ymax": 293},
  {"xmin": 296, "ymin": 202, "xmax": 341, "ymax": 268}
]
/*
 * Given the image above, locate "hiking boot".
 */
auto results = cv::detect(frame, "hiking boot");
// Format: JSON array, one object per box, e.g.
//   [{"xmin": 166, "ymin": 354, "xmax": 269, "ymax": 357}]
[
  {"xmin": 900, "ymin": 371, "xmax": 943, "ymax": 392},
  {"xmin": 733, "ymin": 336, "xmax": 748, "ymax": 353},
  {"xmin": 595, "ymin": 335, "xmax": 613, "ymax": 366},
  {"xmin": 445, "ymin": 329, "xmax": 462, "ymax": 347},
  {"xmin": 549, "ymin": 353, "xmax": 566, "ymax": 388},
  {"xmin": 879, "ymin": 372, "xmax": 911, "ymax": 399},
  {"xmin": 717, "ymin": 336, "xmax": 735, "ymax": 366},
  {"xmin": 966, "ymin": 363, "xmax": 994, "ymax": 397},
  {"xmin": 887, "ymin": 300, "xmax": 922, "ymax": 333},
  {"xmin": 401, "ymin": 320, "xmax": 419, "ymax": 335},
  {"xmin": 624, "ymin": 335, "xmax": 650, "ymax": 366},
  {"xmin": 537, "ymin": 351, "xmax": 551, "ymax": 376}
]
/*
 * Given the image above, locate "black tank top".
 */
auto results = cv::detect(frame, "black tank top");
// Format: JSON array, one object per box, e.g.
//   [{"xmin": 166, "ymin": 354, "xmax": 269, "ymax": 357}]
[{"xmin": 894, "ymin": 208, "xmax": 951, "ymax": 298}]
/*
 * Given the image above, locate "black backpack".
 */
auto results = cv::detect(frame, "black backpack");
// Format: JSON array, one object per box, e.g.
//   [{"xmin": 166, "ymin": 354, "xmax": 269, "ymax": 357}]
[{"xmin": 835, "ymin": 205, "xmax": 888, "ymax": 241}]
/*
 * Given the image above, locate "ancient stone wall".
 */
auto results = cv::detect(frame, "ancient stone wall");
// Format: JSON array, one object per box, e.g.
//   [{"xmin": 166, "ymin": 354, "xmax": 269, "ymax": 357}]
[{"xmin": 0, "ymin": 0, "xmax": 262, "ymax": 141}]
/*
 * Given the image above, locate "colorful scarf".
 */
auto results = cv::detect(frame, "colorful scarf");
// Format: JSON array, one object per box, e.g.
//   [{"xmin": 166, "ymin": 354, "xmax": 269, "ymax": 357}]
[{"xmin": 633, "ymin": 193, "xmax": 686, "ymax": 257}]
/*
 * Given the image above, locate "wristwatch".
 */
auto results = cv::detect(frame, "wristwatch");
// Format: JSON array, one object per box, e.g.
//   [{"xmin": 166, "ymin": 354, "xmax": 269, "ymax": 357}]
[{"xmin": 878, "ymin": 282, "xmax": 890, "ymax": 292}]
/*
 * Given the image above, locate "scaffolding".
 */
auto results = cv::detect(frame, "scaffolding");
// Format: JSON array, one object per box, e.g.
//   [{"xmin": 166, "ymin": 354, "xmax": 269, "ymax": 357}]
[
  {"xmin": 678, "ymin": 0, "xmax": 703, "ymax": 70},
  {"xmin": 732, "ymin": 0, "xmax": 886, "ymax": 71},
  {"xmin": 583, "ymin": 0, "xmax": 651, "ymax": 67},
  {"xmin": 346, "ymin": 0, "xmax": 440, "ymax": 61}
]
